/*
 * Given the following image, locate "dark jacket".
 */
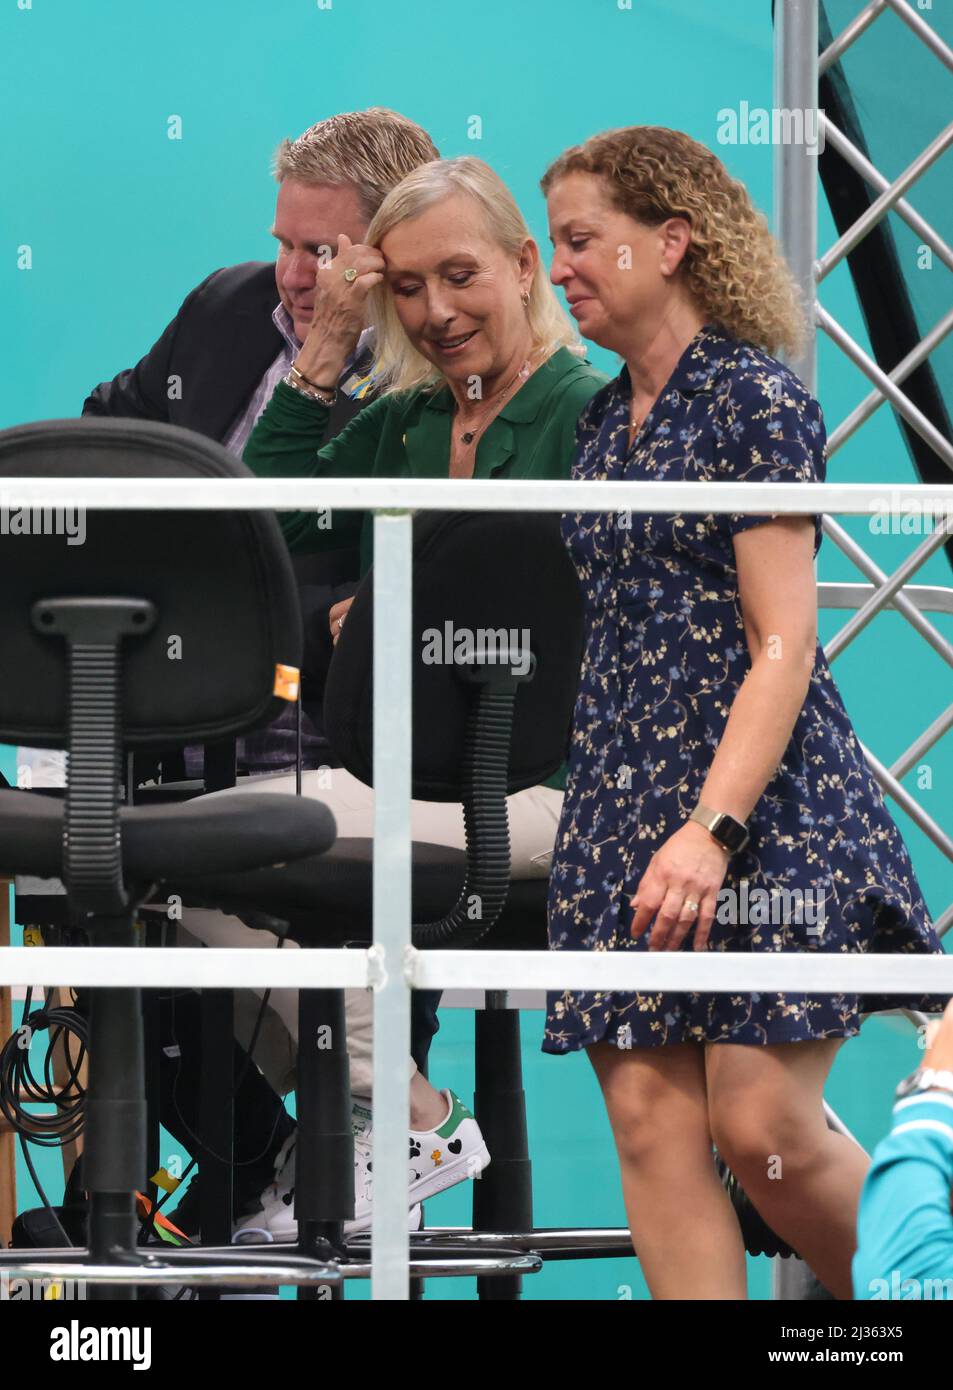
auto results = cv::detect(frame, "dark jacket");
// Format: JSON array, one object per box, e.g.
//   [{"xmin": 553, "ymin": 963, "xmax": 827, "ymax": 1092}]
[
  {"xmin": 82, "ymin": 261, "xmax": 369, "ymax": 753},
  {"xmin": 82, "ymin": 260, "xmax": 369, "ymax": 448}
]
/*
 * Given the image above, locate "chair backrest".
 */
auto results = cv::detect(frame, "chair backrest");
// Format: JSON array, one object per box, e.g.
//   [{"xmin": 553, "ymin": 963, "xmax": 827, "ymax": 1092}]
[
  {"xmin": 323, "ymin": 510, "xmax": 585, "ymax": 801},
  {"xmin": 0, "ymin": 417, "xmax": 302, "ymax": 751}
]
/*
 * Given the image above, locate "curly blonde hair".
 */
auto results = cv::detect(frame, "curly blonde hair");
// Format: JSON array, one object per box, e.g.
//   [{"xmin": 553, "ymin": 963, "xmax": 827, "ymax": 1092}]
[{"xmin": 540, "ymin": 126, "xmax": 806, "ymax": 359}]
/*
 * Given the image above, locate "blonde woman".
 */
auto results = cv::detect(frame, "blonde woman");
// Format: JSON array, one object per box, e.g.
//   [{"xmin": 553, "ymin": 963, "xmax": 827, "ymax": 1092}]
[
  {"xmin": 540, "ymin": 126, "xmax": 948, "ymax": 1299},
  {"xmin": 187, "ymin": 156, "xmax": 608, "ymax": 1238}
]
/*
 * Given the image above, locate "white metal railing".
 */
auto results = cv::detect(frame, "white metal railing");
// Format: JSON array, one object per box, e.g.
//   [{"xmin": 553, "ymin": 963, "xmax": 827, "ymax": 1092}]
[
  {"xmin": 1, "ymin": 477, "xmax": 952, "ymax": 1300},
  {"xmin": 1, "ymin": 946, "xmax": 951, "ymax": 993},
  {"xmin": 1, "ymin": 475, "xmax": 947, "ymax": 514}
]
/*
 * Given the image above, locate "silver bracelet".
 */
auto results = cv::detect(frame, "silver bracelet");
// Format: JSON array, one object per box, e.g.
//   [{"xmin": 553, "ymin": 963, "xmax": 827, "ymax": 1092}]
[{"xmin": 283, "ymin": 369, "xmax": 336, "ymax": 405}]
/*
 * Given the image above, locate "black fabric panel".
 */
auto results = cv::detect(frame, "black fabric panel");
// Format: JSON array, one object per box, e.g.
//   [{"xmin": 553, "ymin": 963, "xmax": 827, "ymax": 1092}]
[{"xmin": 323, "ymin": 511, "xmax": 585, "ymax": 800}]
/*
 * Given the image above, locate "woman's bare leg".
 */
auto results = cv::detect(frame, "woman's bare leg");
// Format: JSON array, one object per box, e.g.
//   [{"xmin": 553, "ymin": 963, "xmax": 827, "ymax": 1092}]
[
  {"xmin": 705, "ymin": 1038, "xmax": 870, "ymax": 1300},
  {"xmin": 589, "ymin": 1038, "xmax": 748, "ymax": 1299}
]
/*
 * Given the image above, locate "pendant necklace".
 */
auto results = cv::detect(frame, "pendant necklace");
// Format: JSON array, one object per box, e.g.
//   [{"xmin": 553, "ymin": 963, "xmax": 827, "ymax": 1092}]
[{"xmin": 457, "ymin": 352, "xmax": 537, "ymax": 447}]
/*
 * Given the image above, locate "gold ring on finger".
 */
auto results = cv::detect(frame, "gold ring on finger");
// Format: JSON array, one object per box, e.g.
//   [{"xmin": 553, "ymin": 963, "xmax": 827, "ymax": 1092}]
[{"xmin": 343, "ymin": 268, "xmax": 358, "ymax": 283}]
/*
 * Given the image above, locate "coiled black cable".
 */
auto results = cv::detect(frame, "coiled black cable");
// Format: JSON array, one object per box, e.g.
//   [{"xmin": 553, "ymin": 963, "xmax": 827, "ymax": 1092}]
[
  {"xmin": 0, "ymin": 988, "xmax": 88, "ymax": 1148},
  {"xmin": 0, "ymin": 986, "xmax": 89, "ymax": 1245},
  {"xmin": 0, "ymin": 970, "xmax": 283, "ymax": 1241}
]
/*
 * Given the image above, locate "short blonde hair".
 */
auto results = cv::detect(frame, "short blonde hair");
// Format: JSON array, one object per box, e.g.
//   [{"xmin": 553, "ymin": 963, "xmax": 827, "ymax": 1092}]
[
  {"xmin": 364, "ymin": 156, "xmax": 581, "ymax": 394},
  {"xmin": 541, "ymin": 126, "xmax": 806, "ymax": 359},
  {"xmin": 272, "ymin": 108, "xmax": 439, "ymax": 222}
]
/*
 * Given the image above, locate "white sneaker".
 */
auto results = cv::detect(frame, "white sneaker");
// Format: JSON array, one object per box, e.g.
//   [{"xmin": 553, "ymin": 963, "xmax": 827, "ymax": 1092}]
[
  {"xmin": 234, "ymin": 1128, "xmax": 424, "ymax": 1243},
  {"xmin": 235, "ymin": 1091, "xmax": 488, "ymax": 1242},
  {"xmin": 348, "ymin": 1088, "xmax": 490, "ymax": 1235}
]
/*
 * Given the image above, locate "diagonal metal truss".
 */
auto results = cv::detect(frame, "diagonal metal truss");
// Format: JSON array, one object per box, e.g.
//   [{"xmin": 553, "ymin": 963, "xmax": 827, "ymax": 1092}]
[
  {"xmin": 777, "ymin": 0, "xmax": 953, "ymax": 946},
  {"xmin": 774, "ymin": 0, "xmax": 952, "ymax": 1303}
]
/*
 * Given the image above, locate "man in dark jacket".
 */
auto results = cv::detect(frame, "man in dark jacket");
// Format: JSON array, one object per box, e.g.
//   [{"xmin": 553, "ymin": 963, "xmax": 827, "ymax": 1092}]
[
  {"xmin": 84, "ymin": 109, "xmax": 440, "ymax": 776},
  {"xmin": 82, "ymin": 108, "xmax": 441, "ymax": 1234},
  {"xmin": 90, "ymin": 258, "xmax": 364, "ymax": 777}
]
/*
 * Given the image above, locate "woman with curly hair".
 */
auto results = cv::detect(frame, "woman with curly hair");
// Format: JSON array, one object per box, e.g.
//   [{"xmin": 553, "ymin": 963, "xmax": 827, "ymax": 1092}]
[{"xmin": 540, "ymin": 126, "xmax": 948, "ymax": 1299}]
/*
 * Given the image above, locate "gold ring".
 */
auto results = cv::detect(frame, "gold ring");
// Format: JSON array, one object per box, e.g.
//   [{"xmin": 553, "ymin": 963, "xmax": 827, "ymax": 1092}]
[
  {"xmin": 343, "ymin": 268, "xmax": 358, "ymax": 283},
  {"xmin": 684, "ymin": 899, "xmax": 700, "ymax": 914}
]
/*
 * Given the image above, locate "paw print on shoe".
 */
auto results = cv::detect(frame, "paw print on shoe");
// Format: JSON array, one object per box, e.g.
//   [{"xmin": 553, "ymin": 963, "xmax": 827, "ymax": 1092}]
[{"xmin": 409, "ymin": 1139, "xmax": 421, "ymax": 1159}]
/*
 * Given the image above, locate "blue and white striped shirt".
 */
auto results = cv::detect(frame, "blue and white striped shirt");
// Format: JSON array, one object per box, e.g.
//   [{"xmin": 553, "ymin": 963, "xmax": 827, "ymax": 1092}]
[{"xmin": 222, "ymin": 301, "xmax": 374, "ymax": 457}]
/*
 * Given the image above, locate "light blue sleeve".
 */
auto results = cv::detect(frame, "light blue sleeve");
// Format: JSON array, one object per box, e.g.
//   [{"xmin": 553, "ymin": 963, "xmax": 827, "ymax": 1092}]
[{"xmin": 852, "ymin": 1092, "xmax": 953, "ymax": 1298}]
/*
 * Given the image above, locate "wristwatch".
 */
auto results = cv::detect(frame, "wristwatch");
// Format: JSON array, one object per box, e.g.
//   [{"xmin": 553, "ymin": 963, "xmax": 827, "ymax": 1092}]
[
  {"xmin": 895, "ymin": 1066, "xmax": 953, "ymax": 1100},
  {"xmin": 689, "ymin": 802, "xmax": 749, "ymax": 854}
]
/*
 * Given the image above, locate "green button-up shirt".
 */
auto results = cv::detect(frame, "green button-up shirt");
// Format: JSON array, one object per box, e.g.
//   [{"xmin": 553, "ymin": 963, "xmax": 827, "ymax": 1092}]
[{"xmin": 243, "ymin": 345, "xmax": 608, "ymax": 789}]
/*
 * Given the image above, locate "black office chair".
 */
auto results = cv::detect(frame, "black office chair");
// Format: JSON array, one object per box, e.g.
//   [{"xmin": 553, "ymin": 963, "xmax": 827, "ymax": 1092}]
[
  {"xmin": 157, "ymin": 509, "xmax": 580, "ymax": 1293},
  {"xmin": 0, "ymin": 416, "xmax": 341, "ymax": 1298},
  {"xmin": 167, "ymin": 508, "xmax": 798, "ymax": 1298}
]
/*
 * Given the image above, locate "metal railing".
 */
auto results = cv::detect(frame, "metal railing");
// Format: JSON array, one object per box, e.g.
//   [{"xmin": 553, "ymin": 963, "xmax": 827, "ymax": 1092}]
[
  {"xmin": 0, "ymin": 473, "xmax": 951, "ymax": 1298},
  {"xmin": 2, "ymin": 0, "xmax": 951, "ymax": 1302}
]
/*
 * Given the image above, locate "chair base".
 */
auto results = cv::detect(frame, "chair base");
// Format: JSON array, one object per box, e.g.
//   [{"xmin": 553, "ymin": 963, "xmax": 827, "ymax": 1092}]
[
  {"xmin": 0, "ymin": 1240, "xmax": 540, "ymax": 1287},
  {"xmin": 0, "ymin": 1245, "xmax": 341, "ymax": 1290}
]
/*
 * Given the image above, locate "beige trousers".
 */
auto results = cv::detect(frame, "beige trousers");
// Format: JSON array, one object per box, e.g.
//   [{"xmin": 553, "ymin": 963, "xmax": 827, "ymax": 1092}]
[{"xmin": 176, "ymin": 766, "xmax": 563, "ymax": 1100}]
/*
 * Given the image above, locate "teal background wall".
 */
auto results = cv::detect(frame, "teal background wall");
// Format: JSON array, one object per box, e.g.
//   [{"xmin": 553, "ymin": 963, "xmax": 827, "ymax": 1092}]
[{"xmin": 1, "ymin": 0, "xmax": 950, "ymax": 1299}]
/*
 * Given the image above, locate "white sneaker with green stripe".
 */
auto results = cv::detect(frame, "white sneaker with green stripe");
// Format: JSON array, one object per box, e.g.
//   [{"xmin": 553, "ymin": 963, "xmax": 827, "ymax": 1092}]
[
  {"xmin": 234, "ymin": 1090, "xmax": 489, "ymax": 1241},
  {"xmin": 349, "ymin": 1088, "xmax": 490, "ymax": 1233}
]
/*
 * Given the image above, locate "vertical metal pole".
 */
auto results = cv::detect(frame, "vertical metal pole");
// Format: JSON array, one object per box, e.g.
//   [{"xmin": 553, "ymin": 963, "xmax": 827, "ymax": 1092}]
[
  {"xmin": 473, "ymin": 990, "xmax": 533, "ymax": 1301},
  {"xmin": 371, "ymin": 511, "xmax": 413, "ymax": 1300},
  {"xmin": 775, "ymin": 0, "xmax": 819, "ymax": 392},
  {"xmin": 775, "ymin": 0, "xmax": 821, "ymax": 1302},
  {"xmin": 198, "ymin": 988, "xmax": 234, "ymax": 1300}
]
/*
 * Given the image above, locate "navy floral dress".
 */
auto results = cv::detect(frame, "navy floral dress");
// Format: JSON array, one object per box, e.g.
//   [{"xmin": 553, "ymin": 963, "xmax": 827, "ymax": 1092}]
[{"xmin": 544, "ymin": 325, "xmax": 949, "ymax": 1054}]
